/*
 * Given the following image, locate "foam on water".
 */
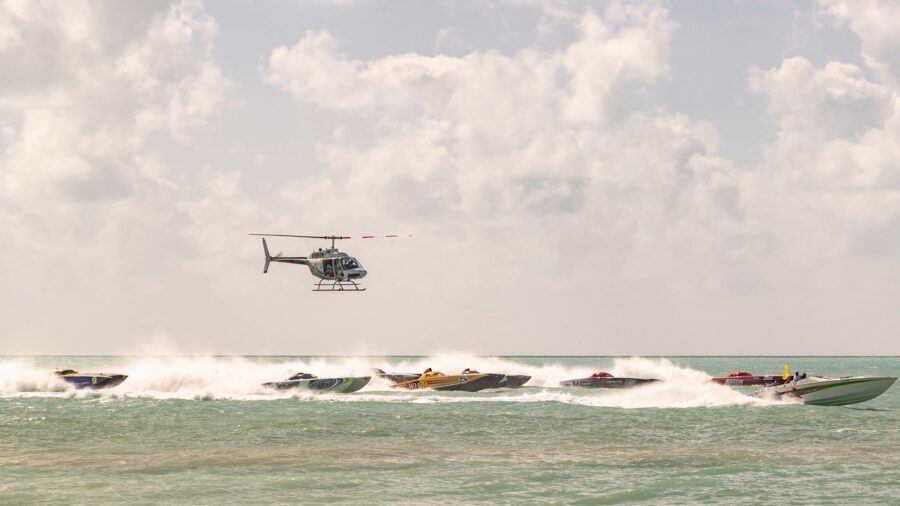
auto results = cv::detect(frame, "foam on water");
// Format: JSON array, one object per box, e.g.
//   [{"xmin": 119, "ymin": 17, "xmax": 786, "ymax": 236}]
[
  {"xmin": 0, "ymin": 355, "xmax": 784, "ymax": 408},
  {"xmin": 0, "ymin": 361, "xmax": 70, "ymax": 393}
]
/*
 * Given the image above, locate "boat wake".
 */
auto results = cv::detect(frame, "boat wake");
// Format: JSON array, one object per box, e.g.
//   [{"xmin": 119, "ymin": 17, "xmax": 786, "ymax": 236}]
[{"xmin": 0, "ymin": 355, "xmax": 787, "ymax": 408}]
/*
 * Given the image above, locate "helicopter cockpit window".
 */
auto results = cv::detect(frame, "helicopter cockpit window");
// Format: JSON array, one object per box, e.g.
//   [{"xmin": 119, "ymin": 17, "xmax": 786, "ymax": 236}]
[{"xmin": 340, "ymin": 258, "xmax": 361, "ymax": 269}]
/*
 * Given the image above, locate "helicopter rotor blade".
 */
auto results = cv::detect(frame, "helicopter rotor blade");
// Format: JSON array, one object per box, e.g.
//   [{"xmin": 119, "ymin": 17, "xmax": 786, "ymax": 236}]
[
  {"xmin": 249, "ymin": 233, "xmax": 413, "ymax": 241},
  {"xmin": 248, "ymin": 234, "xmax": 351, "ymax": 240}
]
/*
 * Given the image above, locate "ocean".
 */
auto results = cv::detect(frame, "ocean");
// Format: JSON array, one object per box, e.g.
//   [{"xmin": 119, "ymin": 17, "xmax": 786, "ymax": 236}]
[{"xmin": 1, "ymin": 356, "xmax": 898, "ymax": 504}]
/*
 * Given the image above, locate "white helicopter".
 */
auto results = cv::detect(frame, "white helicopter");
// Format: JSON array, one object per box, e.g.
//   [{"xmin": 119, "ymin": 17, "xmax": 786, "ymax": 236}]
[{"xmin": 249, "ymin": 233, "xmax": 406, "ymax": 292}]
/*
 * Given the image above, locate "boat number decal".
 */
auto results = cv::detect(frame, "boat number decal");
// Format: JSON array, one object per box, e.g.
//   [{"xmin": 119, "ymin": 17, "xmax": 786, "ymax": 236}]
[{"xmin": 91, "ymin": 377, "xmax": 97, "ymax": 385}]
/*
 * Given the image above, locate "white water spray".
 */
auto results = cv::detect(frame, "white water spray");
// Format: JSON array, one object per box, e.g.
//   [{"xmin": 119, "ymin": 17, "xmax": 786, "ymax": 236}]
[{"xmin": 0, "ymin": 355, "xmax": 785, "ymax": 408}]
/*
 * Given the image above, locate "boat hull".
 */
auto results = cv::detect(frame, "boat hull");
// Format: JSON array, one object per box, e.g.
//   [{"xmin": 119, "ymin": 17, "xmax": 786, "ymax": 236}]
[
  {"xmin": 391, "ymin": 373, "xmax": 505, "ymax": 392},
  {"xmin": 756, "ymin": 376, "xmax": 896, "ymax": 406},
  {"xmin": 436, "ymin": 374, "xmax": 506, "ymax": 392},
  {"xmin": 560, "ymin": 377, "xmax": 658, "ymax": 388},
  {"xmin": 499, "ymin": 375, "xmax": 531, "ymax": 388},
  {"xmin": 59, "ymin": 373, "xmax": 128, "ymax": 389},
  {"xmin": 382, "ymin": 371, "xmax": 529, "ymax": 390},
  {"xmin": 264, "ymin": 376, "xmax": 371, "ymax": 393}
]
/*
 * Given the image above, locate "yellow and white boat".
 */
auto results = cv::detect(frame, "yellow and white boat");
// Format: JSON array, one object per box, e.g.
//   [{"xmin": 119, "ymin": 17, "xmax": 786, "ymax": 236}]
[{"xmin": 390, "ymin": 368, "xmax": 505, "ymax": 392}]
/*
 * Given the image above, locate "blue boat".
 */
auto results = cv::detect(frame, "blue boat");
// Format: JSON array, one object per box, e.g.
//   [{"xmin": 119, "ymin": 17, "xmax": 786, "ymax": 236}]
[{"xmin": 54, "ymin": 369, "xmax": 128, "ymax": 389}]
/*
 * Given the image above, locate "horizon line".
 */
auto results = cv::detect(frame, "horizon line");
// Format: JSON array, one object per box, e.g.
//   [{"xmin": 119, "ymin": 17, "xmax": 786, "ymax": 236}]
[{"xmin": 2, "ymin": 354, "xmax": 898, "ymax": 358}]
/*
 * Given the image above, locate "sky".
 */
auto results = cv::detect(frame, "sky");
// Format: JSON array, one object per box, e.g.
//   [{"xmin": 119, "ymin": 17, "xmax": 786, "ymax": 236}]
[{"xmin": 2, "ymin": 0, "xmax": 899, "ymax": 355}]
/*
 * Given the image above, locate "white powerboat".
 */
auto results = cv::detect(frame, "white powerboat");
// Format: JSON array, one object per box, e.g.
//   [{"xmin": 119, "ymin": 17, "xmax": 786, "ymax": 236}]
[{"xmin": 753, "ymin": 375, "xmax": 896, "ymax": 406}]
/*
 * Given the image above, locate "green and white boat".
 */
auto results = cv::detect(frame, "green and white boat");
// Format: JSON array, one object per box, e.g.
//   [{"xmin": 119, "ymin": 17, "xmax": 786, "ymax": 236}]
[
  {"xmin": 263, "ymin": 373, "xmax": 370, "ymax": 393},
  {"xmin": 753, "ymin": 375, "xmax": 896, "ymax": 406}
]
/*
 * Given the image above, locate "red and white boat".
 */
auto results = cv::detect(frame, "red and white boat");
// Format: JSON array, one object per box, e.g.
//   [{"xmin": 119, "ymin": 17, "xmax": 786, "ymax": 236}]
[{"xmin": 711, "ymin": 371, "xmax": 787, "ymax": 387}]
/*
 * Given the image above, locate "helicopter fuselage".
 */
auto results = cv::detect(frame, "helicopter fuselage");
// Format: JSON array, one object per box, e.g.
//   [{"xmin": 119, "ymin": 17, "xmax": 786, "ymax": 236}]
[{"xmin": 306, "ymin": 248, "xmax": 367, "ymax": 281}]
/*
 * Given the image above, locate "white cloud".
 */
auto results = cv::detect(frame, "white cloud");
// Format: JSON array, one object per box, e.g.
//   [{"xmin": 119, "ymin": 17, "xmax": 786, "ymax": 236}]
[
  {"xmin": 746, "ymin": 20, "xmax": 900, "ymax": 271},
  {"xmin": 117, "ymin": 0, "xmax": 234, "ymax": 138},
  {"xmin": 750, "ymin": 56, "xmax": 900, "ymax": 220},
  {"xmin": 750, "ymin": 57, "xmax": 893, "ymax": 142},
  {"xmin": 263, "ymin": 4, "xmax": 673, "ymax": 127},
  {"xmin": 262, "ymin": 3, "xmax": 743, "ymax": 288},
  {"xmin": 818, "ymin": 0, "xmax": 900, "ymax": 86},
  {"xmin": 561, "ymin": 3, "xmax": 673, "ymax": 123},
  {"xmin": 0, "ymin": 0, "xmax": 238, "ymax": 285}
]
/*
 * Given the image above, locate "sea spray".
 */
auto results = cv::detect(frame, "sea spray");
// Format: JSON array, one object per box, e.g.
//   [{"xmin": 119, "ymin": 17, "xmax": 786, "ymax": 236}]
[
  {"xmin": 0, "ymin": 355, "xmax": 785, "ymax": 407},
  {"xmin": 0, "ymin": 359, "xmax": 69, "ymax": 393}
]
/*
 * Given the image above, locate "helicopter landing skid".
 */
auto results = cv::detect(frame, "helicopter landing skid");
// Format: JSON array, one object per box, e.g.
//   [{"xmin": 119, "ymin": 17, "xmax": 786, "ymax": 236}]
[{"xmin": 314, "ymin": 279, "xmax": 366, "ymax": 292}]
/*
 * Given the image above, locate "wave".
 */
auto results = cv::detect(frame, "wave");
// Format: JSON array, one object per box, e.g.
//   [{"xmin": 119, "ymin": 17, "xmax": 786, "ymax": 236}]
[{"xmin": 0, "ymin": 355, "xmax": 786, "ymax": 408}]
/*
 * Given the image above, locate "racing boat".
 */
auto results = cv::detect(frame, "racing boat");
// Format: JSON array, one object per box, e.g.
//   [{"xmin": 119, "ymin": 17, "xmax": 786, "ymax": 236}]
[
  {"xmin": 560, "ymin": 371, "xmax": 658, "ymax": 388},
  {"xmin": 263, "ymin": 372, "xmax": 370, "ymax": 393},
  {"xmin": 753, "ymin": 375, "xmax": 896, "ymax": 406},
  {"xmin": 373, "ymin": 368, "xmax": 421, "ymax": 383},
  {"xmin": 460, "ymin": 368, "xmax": 531, "ymax": 388},
  {"xmin": 390, "ymin": 368, "xmax": 506, "ymax": 392},
  {"xmin": 54, "ymin": 369, "xmax": 128, "ymax": 389},
  {"xmin": 378, "ymin": 368, "xmax": 531, "ymax": 389},
  {"xmin": 712, "ymin": 371, "xmax": 787, "ymax": 386}
]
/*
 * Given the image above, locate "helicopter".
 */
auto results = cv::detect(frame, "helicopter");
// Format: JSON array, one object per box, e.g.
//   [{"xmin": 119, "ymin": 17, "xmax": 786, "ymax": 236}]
[{"xmin": 249, "ymin": 233, "xmax": 407, "ymax": 292}]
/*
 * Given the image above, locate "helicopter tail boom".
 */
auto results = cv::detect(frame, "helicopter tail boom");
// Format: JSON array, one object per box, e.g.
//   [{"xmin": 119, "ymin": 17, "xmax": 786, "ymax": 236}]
[{"xmin": 260, "ymin": 238, "xmax": 307, "ymax": 273}]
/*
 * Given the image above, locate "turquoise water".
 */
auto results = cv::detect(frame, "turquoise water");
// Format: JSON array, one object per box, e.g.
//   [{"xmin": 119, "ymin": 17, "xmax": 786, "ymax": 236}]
[{"xmin": 1, "ymin": 356, "xmax": 898, "ymax": 504}]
